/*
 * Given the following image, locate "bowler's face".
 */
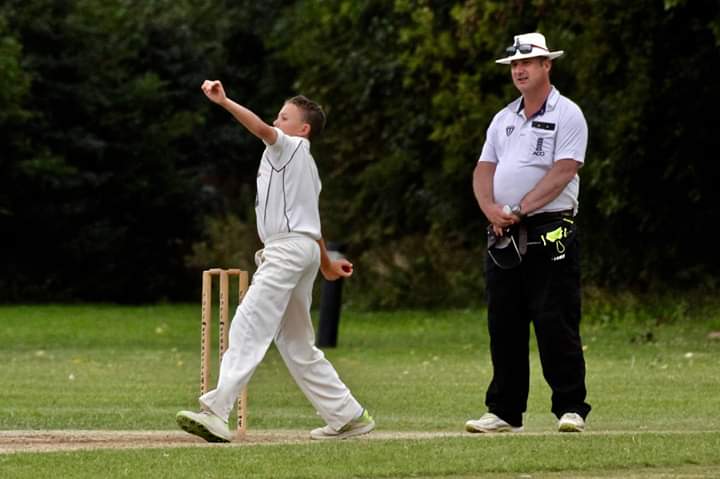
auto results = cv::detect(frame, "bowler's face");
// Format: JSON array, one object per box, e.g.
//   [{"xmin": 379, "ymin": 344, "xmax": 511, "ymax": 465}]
[
  {"xmin": 273, "ymin": 103, "xmax": 308, "ymax": 138},
  {"xmin": 510, "ymin": 57, "xmax": 550, "ymax": 93}
]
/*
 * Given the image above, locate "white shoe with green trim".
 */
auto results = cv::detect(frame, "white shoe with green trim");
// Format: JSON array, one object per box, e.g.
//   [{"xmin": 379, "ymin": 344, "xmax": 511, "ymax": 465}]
[
  {"xmin": 176, "ymin": 409, "xmax": 233, "ymax": 443},
  {"xmin": 310, "ymin": 409, "xmax": 375, "ymax": 440}
]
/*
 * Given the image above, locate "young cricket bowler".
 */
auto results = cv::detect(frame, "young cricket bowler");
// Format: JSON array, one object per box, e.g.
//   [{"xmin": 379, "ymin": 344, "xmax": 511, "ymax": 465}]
[{"xmin": 176, "ymin": 81, "xmax": 374, "ymax": 442}]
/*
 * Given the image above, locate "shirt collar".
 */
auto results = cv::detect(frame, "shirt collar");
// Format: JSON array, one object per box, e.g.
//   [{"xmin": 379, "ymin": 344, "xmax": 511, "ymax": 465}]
[
  {"xmin": 517, "ymin": 98, "xmax": 546, "ymax": 118},
  {"xmin": 514, "ymin": 86, "xmax": 559, "ymax": 119}
]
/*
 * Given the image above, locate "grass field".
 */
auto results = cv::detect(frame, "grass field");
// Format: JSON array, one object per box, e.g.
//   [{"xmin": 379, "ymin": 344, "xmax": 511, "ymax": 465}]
[{"xmin": 1, "ymin": 301, "xmax": 719, "ymax": 478}]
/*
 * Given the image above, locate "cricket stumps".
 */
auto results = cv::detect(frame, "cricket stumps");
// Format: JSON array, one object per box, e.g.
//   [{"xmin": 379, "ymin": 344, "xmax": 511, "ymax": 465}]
[{"xmin": 201, "ymin": 268, "xmax": 249, "ymax": 439}]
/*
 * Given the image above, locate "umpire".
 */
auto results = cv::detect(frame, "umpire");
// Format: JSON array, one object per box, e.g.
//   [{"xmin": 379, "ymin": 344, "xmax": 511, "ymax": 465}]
[{"xmin": 467, "ymin": 32, "xmax": 591, "ymax": 433}]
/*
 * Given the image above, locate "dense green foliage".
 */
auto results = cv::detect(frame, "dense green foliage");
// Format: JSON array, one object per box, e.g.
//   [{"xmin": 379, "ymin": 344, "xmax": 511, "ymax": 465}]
[
  {"xmin": 0, "ymin": 0, "xmax": 289, "ymax": 301},
  {"xmin": 1, "ymin": 0, "xmax": 718, "ymax": 304}
]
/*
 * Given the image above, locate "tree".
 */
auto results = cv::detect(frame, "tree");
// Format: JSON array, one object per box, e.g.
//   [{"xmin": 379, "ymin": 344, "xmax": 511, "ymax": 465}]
[
  {"xmin": 271, "ymin": 0, "xmax": 720, "ymax": 306},
  {"xmin": 0, "ymin": 0, "xmax": 293, "ymax": 301}
]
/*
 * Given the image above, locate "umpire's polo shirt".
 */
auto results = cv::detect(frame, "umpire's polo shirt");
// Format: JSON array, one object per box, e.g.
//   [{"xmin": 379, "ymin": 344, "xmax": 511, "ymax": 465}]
[{"xmin": 478, "ymin": 86, "xmax": 588, "ymax": 215}]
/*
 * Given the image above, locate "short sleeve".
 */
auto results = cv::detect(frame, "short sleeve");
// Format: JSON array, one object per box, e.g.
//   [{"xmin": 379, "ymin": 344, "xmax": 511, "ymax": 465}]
[
  {"xmin": 263, "ymin": 127, "xmax": 305, "ymax": 170},
  {"xmin": 478, "ymin": 113, "xmax": 501, "ymax": 164},
  {"xmin": 554, "ymin": 103, "xmax": 588, "ymax": 165}
]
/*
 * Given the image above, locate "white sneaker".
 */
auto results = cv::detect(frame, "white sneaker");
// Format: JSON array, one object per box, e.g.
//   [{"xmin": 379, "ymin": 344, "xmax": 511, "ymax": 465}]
[
  {"xmin": 558, "ymin": 412, "xmax": 585, "ymax": 432},
  {"xmin": 310, "ymin": 409, "xmax": 375, "ymax": 440},
  {"xmin": 176, "ymin": 410, "xmax": 233, "ymax": 442},
  {"xmin": 465, "ymin": 412, "xmax": 523, "ymax": 433}
]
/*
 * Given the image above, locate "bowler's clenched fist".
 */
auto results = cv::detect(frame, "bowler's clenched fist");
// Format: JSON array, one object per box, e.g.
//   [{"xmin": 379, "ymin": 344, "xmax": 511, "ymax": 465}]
[{"xmin": 201, "ymin": 80, "xmax": 226, "ymax": 104}]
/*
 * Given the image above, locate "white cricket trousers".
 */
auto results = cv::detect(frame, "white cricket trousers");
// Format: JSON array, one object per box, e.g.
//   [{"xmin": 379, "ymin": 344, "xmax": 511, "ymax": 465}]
[{"xmin": 199, "ymin": 232, "xmax": 363, "ymax": 430}]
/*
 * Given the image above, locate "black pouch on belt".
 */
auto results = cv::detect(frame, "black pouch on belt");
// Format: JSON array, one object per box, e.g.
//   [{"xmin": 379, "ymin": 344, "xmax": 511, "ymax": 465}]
[
  {"xmin": 529, "ymin": 216, "xmax": 576, "ymax": 261},
  {"xmin": 487, "ymin": 224, "xmax": 527, "ymax": 269}
]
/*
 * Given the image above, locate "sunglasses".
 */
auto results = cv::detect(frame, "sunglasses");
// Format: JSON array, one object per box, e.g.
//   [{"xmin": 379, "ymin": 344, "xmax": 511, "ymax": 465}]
[{"xmin": 505, "ymin": 43, "xmax": 548, "ymax": 56}]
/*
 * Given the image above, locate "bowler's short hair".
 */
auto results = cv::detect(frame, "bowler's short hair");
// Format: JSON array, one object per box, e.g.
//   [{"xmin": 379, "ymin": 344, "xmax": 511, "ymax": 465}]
[{"xmin": 287, "ymin": 95, "xmax": 326, "ymax": 140}]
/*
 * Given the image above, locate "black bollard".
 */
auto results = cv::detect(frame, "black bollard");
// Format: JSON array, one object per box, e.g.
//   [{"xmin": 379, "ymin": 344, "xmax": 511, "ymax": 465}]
[{"xmin": 317, "ymin": 242, "xmax": 345, "ymax": 348}]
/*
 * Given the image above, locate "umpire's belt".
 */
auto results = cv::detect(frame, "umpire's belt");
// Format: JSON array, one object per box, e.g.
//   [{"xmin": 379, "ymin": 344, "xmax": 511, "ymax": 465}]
[{"xmin": 523, "ymin": 209, "xmax": 574, "ymax": 229}]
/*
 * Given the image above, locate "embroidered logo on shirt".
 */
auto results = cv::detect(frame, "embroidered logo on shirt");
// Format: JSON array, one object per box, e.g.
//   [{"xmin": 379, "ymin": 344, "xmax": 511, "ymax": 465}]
[
  {"xmin": 506, "ymin": 126, "xmax": 515, "ymax": 136},
  {"xmin": 533, "ymin": 138, "xmax": 545, "ymax": 156}
]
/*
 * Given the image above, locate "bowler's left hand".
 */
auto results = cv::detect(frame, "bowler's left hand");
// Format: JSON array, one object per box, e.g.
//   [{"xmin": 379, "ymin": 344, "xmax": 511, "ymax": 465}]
[{"xmin": 322, "ymin": 259, "xmax": 354, "ymax": 281}]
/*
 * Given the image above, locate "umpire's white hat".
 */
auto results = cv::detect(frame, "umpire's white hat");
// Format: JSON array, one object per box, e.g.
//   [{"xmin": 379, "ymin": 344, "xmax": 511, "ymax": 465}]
[{"xmin": 496, "ymin": 32, "xmax": 564, "ymax": 64}]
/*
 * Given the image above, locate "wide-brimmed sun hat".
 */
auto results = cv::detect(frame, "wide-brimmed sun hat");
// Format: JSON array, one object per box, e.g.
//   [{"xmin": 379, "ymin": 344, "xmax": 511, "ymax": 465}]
[{"xmin": 495, "ymin": 32, "xmax": 564, "ymax": 64}]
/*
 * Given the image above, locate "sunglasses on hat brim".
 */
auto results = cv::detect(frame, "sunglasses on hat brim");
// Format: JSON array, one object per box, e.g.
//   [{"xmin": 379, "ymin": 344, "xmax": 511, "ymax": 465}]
[{"xmin": 505, "ymin": 43, "xmax": 549, "ymax": 56}]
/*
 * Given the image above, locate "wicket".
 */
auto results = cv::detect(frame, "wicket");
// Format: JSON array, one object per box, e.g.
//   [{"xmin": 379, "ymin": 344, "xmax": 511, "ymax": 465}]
[{"xmin": 201, "ymin": 268, "xmax": 249, "ymax": 439}]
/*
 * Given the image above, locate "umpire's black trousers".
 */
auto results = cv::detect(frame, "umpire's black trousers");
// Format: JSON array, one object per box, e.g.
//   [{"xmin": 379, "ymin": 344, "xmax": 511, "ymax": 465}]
[{"xmin": 484, "ymin": 223, "xmax": 591, "ymax": 427}]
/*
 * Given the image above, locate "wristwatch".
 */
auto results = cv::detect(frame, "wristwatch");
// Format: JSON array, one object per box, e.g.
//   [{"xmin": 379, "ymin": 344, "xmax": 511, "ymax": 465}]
[{"xmin": 510, "ymin": 204, "xmax": 525, "ymax": 219}]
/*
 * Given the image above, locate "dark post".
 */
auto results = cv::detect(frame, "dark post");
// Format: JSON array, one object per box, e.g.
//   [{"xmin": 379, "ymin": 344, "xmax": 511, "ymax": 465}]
[{"xmin": 317, "ymin": 242, "xmax": 344, "ymax": 348}]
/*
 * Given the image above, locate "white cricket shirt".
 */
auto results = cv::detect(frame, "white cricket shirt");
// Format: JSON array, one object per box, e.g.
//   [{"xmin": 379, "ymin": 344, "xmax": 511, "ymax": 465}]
[
  {"xmin": 478, "ymin": 87, "xmax": 588, "ymax": 214},
  {"xmin": 256, "ymin": 128, "xmax": 322, "ymax": 243}
]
